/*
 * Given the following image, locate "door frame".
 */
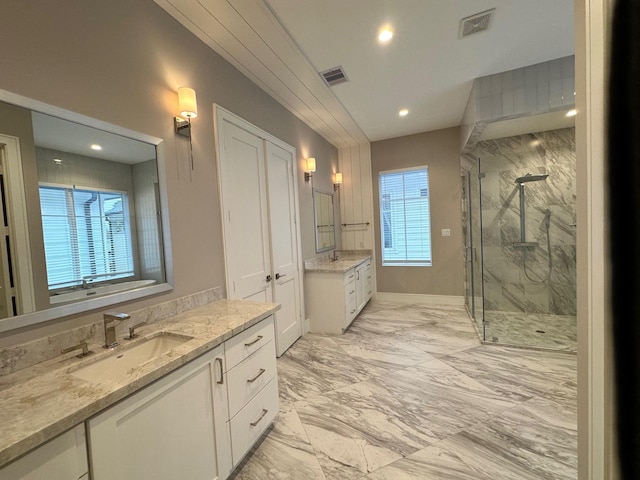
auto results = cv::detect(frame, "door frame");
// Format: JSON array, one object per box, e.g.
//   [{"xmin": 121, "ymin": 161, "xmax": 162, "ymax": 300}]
[
  {"xmin": 0, "ymin": 134, "xmax": 35, "ymax": 314},
  {"xmin": 213, "ymin": 105, "xmax": 305, "ymax": 334}
]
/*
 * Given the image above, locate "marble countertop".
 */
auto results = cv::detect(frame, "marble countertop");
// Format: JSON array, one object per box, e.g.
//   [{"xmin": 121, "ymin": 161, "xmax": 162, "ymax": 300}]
[
  {"xmin": 0, "ymin": 299, "xmax": 280, "ymax": 467},
  {"xmin": 304, "ymin": 253, "xmax": 372, "ymax": 274}
]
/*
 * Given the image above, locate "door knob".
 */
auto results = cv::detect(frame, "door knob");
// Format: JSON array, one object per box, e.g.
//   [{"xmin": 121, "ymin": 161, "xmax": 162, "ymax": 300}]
[
  {"xmin": 266, "ymin": 275, "xmax": 272, "ymax": 282},
  {"xmin": 275, "ymin": 273, "xmax": 287, "ymax": 280}
]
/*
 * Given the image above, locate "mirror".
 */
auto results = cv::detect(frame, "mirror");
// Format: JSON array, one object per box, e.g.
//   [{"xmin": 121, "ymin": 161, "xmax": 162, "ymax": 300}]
[
  {"xmin": 313, "ymin": 190, "xmax": 336, "ymax": 253},
  {"xmin": 0, "ymin": 89, "xmax": 172, "ymax": 333}
]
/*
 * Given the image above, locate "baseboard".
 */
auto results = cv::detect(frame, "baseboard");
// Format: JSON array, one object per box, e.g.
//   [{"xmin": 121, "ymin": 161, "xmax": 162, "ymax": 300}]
[{"xmin": 375, "ymin": 292, "xmax": 465, "ymax": 306}]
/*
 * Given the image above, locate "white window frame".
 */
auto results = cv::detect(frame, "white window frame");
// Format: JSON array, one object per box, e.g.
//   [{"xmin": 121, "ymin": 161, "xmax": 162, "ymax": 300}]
[
  {"xmin": 378, "ymin": 166, "xmax": 432, "ymax": 267},
  {"xmin": 39, "ymin": 182, "xmax": 135, "ymax": 290}
]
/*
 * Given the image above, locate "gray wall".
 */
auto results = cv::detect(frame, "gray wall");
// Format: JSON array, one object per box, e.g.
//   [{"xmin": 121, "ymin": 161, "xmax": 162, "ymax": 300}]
[
  {"xmin": 0, "ymin": 0, "xmax": 337, "ymax": 346},
  {"xmin": 371, "ymin": 127, "xmax": 464, "ymax": 297}
]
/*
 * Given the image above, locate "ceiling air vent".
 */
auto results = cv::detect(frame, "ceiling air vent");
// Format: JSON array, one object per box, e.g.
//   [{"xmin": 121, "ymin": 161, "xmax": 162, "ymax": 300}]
[
  {"xmin": 320, "ymin": 66, "xmax": 349, "ymax": 87},
  {"xmin": 459, "ymin": 9, "xmax": 495, "ymax": 39}
]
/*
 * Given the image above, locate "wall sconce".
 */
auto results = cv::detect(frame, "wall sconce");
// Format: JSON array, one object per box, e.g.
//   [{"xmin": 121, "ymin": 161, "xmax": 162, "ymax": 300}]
[
  {"xmin": 305, "ymin": 157, "xmax": 316, "ymax": 182},
  {"xmin": 174, "ymin": 87, "xmax": 198, "ymax": 169},
  {"xmin": 334, "ymin": 172, "xmax": 343, "ymax": 191}
]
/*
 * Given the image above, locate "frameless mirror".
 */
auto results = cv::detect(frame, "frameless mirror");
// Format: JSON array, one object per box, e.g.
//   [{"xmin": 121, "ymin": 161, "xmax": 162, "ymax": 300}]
[
  {"xmin": 313, "ymin": 189, "xmax": 336, "ymax": 253},
  {"xmin": 0, "ymin": 90, "xmax": 172, "ymax": 333}
]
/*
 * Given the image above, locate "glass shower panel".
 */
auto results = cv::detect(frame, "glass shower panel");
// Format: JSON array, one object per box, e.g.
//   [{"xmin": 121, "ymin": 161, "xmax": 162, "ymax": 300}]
[{"xmin": 462, "ymin": 167, "xmax": 485, "ymax": 340}]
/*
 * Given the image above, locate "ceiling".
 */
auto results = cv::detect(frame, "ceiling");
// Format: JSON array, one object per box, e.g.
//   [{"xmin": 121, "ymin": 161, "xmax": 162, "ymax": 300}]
[
  {"xmin": 32, "ymin": 112, "xmax": 156, "ymax": 164},
  {"xmin": 155, "ymin": 0, "xmax": 575, "ymax": 148}
]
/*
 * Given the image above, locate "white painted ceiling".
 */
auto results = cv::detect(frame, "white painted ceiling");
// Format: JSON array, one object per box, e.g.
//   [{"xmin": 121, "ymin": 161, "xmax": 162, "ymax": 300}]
[
  {"xmin": 156, "ymin": 0, "xmax": 575, "ymax": 148},
  {"xmin": 32, "ymin": 112, "xmax": 157, "ymax": 164}
]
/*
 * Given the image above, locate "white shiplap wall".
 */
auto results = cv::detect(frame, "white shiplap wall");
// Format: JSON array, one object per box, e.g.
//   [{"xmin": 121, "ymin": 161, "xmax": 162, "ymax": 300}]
[{"xmin": 338, "ymin": 143, "xmax": 374, "ymax": 251}]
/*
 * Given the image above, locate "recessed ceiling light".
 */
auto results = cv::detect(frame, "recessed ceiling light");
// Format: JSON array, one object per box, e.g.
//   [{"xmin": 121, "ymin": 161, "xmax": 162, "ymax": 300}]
[
  {"xmin": 53, "ymin": 158, "xmax": 63, "ymax": 165},
  {"xmin": 378, "ymin": 28, "xmax": 393, "ymax": 43},
  {"xmin": 399, "ymin": 109, "xmax": 409, "ymax": 117},
  {"xmin": 90, "ymin": 144, "xmax": 102, "ymax": 151},
  {"xmin": 566, "ymin": 109, "xmax": 577, "ymax": 117}
]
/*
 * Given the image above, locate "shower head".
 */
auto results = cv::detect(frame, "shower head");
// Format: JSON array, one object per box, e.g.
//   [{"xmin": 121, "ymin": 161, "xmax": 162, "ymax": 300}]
[{"xmin": 515, "ymin": 173, "xmax": 549, "ymax": 184}]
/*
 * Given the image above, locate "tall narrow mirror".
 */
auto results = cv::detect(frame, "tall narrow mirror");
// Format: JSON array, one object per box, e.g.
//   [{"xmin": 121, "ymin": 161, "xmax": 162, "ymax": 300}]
[{"xmin": 313, "ymin": 190, "xmax": 336, "ymax": 253}]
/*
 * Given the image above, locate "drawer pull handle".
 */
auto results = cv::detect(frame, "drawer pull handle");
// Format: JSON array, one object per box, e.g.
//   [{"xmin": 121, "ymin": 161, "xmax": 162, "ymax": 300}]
[
  {"xmin": 247, "ymin": 368, "xmax": 266, "ymax": 383},
  {"xmin": 350, "ymin": 309, "xmax": 356, "ymax": 314},
  {"xmin": 367, "ymin": 291, "xmax": 372, "ymax": 294},
  {"xmin": 215, "ymin": 357, "xmax": 224, "ymax": 385},
  {"xmin": 349, "ymin": 290, "xmax": 355, "ymax": 294},
  {"xmin": 250, "ymin": 408, "xmax": 268, "ymax": 427},
  {"xmin": 245, "ymin": 335, "xmax": 263, "ymax": 347}
]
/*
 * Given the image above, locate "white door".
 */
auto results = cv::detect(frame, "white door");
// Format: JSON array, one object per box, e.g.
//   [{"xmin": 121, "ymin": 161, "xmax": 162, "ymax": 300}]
[
  {"xmin": 266, "ymin": 142, "xmax": 302, "ymax": 355},
  {"xmin": 216, "ymin": 107, "xmax": 303, "ymax": 356},
  {"xmin": 219, "ymin": 122, "xmax": 272, "ymax": 302}
]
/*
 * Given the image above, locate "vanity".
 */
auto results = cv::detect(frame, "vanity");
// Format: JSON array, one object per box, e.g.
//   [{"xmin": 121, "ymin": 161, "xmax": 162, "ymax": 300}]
[
  {"xmin": 0, "ymin": 299, "xmax": 280, "ymax": 480},
  {"xmin": 305, "ymin": 252, "xmax": 373, "ymax": 334}
]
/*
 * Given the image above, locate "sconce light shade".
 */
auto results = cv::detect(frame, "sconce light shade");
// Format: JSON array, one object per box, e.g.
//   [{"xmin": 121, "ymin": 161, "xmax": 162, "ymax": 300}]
[
  {"xmin": 307, "ymin": 157, "xmax": 316, "ymax": 173},
  {"xmin": 305, "ymin": 157, "xmax": 316, "ymax": 182},
  {"xmin": 334, "ymin": 172, "xmax": 343, "ymax": 191},
  {"xmin": 178, "ymin": 87, "xmax": 198, "ymax": 118}
]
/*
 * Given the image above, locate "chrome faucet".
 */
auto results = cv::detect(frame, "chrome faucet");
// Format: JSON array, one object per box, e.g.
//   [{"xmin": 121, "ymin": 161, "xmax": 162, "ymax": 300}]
[{"xmin": 103, "ymin": 312, "xmax": 130, "ymax": 348}]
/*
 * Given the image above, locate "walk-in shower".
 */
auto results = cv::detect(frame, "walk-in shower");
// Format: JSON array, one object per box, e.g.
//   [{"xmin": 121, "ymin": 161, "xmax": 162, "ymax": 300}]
[{"xmin": 462, "ymin": 129, "xmax": 577, "ymax": 352}]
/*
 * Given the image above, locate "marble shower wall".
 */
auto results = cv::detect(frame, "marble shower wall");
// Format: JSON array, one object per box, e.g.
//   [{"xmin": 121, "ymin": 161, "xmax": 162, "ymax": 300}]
[{"xmin": 470, "ymin": 128, "xmax": 576, "ymax": 316}]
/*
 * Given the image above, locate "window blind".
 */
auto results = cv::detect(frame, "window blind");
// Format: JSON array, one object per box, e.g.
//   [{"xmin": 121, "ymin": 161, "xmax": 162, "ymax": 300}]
[
  {"xmin": 379, "ymin": 167, "xmax": 432, "ymax": 266},
  {"xmin": 39, "ymin": 185, "xmax": 134, "ymax": 290}
]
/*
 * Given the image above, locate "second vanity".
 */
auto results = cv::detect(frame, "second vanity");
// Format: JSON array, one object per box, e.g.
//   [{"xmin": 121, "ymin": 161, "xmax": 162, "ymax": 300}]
[
  {"xmin": 305, "ymin": 251, "xmax": 373, "ymax": 334},
  {"xmin": 0, "ymin": 299, "xmax": 280, "ymax": 480}
]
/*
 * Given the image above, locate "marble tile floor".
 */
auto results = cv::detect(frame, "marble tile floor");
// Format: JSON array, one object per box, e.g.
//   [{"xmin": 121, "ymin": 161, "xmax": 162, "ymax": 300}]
[
  {"xmin": 481, "ymin": 310, "xmax": 577, "ymax": 353},
  {"xmin": 230, "ymin": 300, "xmax": 577, "ymax": 480}
]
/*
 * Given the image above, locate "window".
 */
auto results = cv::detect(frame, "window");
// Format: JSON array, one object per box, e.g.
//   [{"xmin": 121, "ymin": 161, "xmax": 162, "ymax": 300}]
[
  {"xmin": 378, "ymin": 167, "xmax": 432, "ymax": 266},
  {"xmin": 39, "ymin": 184, "xmax": 134, "ymax": 290}
]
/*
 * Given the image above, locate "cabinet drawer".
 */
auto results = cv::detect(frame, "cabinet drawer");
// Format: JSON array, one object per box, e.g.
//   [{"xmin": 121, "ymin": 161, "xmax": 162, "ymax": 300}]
[
  {"xmin": 343, "ymin": 269, "xmax": 356, "ymax": 286},
  {"xmin": 229, "ymin": 378, "xmax": 279, "ymax": 466},
  {"xmin": 227, "ymin": 340, "xmax": 277, "ymax": 418},
  {"xmin": 225, "ymin": 316, "xmax": 274, "ymax": 370},
  {"xmin": 344, "ymin": 282, "xmax": 356, "ymax": 305},
  {"xmin": 346, "ymin": 299, "xmax": 357, "ymax": 323}
]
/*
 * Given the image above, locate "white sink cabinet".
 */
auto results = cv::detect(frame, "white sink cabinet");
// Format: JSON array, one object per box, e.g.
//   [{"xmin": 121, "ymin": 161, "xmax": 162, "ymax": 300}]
[
  {"xmin": 88, "ymin": 315, "xmax": 278, "ymax": 480},
  {"xmin": 307, "ymin": 258, "xmax": 373, "ymax": 334},
  {"xmin": 0, "ymin": 424, "xmax": 88, "ymax": 480},
  {"xmin": 88, "ymin": 342, "xmax": 231, "ymax": 480}
]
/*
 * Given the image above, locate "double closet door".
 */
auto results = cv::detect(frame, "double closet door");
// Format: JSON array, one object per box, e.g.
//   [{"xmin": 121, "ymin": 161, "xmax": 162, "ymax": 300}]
[{"xmin": 215, "ymin": 106, "xmax": 302, "ymax": 356}]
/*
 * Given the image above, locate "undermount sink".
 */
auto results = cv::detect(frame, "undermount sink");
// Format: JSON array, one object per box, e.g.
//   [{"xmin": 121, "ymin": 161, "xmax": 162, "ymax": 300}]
[{"xmin": 70, "ymin": 332, "xmax": 193, "ymax": 383}]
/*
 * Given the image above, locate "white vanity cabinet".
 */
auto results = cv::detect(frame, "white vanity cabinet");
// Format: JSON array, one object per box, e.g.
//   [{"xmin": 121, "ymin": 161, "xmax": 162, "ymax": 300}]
[
  {"xmin": 87, "ymin": 315, "xmax": 279, "ymax": 480},
  {"xmin": 0, "ymin": 424, "xmax": 88, "ymax": 480},
  {"xmin": 88, "ymin": 342, "xmax": 231, "ymax": 480},
  {"xmin": 307, "ymin": 257, "xmax": 373, "ymax": 334}
]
